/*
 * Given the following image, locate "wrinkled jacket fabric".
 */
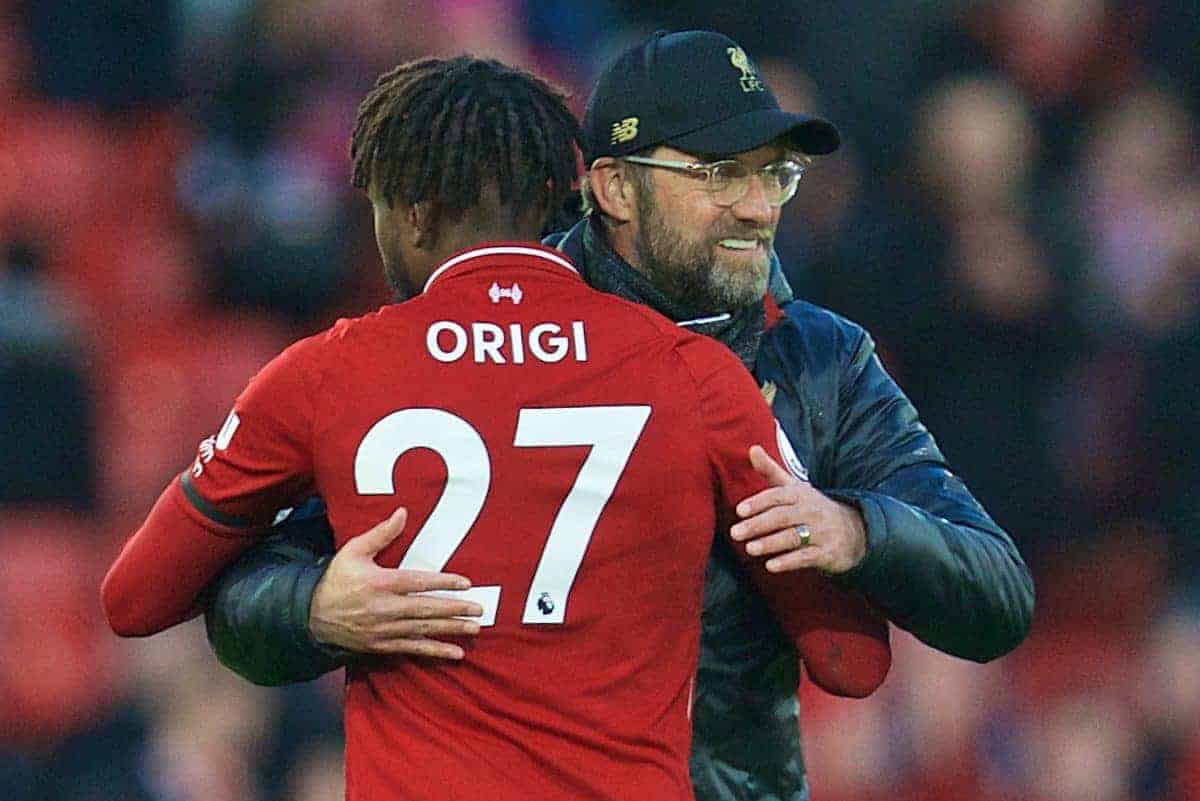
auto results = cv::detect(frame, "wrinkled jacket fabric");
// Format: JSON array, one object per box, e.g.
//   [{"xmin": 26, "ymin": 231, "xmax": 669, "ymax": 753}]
[{"xmin": 204, "ymin": 221, "xmax": 1033, "ymax": 801}]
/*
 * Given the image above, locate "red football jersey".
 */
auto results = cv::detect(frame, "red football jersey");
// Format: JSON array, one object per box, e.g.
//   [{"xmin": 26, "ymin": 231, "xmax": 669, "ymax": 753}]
[{"xmin": 177, "ymin": 244, "xmax": 798, "ymax": 801}]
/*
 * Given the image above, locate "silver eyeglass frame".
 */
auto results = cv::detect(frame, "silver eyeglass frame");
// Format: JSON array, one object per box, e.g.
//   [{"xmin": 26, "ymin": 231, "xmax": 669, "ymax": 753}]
[{"xmin": 620, "ymin": 154, "xmax": 809, "ymax": 207}]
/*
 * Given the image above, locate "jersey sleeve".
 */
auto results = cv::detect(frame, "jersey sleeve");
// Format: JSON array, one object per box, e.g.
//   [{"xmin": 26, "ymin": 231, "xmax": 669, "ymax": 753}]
[
  {"xmin": 182, "ymin": 335, "xmax": 321, "ymax": 528},
  {"xmin": 679, "ymin": 336, "xmax": 891, "ymax": 698},
  {"xmin": 102, "ymin": 336, "xmax": 322, "ymax": 637}
]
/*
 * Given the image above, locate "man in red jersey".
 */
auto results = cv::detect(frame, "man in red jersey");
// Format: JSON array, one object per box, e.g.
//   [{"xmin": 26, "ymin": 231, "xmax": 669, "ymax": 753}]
[{"xmin": 102, "ymin": 57, "xmax": 887, "ymax": 801}]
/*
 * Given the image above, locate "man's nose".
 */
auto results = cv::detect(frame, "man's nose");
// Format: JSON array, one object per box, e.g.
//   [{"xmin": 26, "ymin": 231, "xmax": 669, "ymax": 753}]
[{"xmin": 729, "ymin": 177, "xmax": 775, "ymax": 226}]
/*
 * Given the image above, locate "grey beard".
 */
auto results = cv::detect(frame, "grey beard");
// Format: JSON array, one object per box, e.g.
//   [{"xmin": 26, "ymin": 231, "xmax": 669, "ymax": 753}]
[{"xmin": 632, "ymin": 194, "xmax": 769, "ymax": 313}]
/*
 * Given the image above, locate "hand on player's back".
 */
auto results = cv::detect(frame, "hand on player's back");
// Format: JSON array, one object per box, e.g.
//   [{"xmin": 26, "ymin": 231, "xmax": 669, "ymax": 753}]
[
  {"xmin": 731, "ymin": 447, "xmax": 868, "ymax": 575},
  {"xmin": 309, "ymin": 507, "xmax": 484, "ymax": 659}
]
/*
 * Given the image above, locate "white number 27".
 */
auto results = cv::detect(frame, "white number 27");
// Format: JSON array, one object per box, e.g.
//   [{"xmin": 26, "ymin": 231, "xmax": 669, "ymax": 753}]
[{"xmin": 354, "ymin": 405, "xmax": 651, "ymax": 626}]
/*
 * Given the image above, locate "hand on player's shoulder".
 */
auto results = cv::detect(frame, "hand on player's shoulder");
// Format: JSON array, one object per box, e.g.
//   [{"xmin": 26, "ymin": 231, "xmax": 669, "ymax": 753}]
[{"xmin": 730, "ymin": 447, "xmax": 868, "ymax": 575}]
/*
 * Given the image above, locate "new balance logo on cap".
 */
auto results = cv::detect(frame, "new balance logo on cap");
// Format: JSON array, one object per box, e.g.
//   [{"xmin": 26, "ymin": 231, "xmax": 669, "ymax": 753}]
[{"xmin": 610, "ymin": 117, "xmax": 638, "ymax": 144}]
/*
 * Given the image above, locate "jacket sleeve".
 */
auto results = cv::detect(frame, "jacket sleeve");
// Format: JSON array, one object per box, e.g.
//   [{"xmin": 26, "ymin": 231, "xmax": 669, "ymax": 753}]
[
  {"xmin": 827, "ymin": 326, "xmax": 1034, "ymax": 662},
  {"xmin": 203, "ymin": 511, "xmax": 351, "ymax": 686},
  {"xmin": 679, "ymin": 335, "xmax": 890, "ymax": 697}
]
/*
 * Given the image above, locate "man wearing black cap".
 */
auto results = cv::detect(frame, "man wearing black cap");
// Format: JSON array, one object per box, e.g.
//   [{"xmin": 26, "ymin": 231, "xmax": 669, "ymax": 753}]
[{"xmin": 201, "ymin": 31, "xmax": 1034, "ymax": 801}]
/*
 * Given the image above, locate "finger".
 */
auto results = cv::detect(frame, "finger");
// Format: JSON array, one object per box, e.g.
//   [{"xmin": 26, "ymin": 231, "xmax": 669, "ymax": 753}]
[
  {"xmin": 379, "ymin": 618, "xmax": 482, "ymax": 639},
  {"xmin": 765, "ymin": 548, "xmax": 829, "ymax": 573},
  {"xmin": 731, "ymin": 506, "xmax": 806, "ymax": 542},
  {"xmin": 735, "ymin": 486, "xmax": 800, "ymax": 520},
  {"xmin": 372, "ymin": 638, "xmax": 466, "ymax": 660},
  {"xmin": 394, "ymin": 595, "xmax": 485, "ymax": 619},
  {"xmin": 345, "ymin": 506, "xmax": 408, "ymax": 555},
  {"xmin": 390, "ymin": 569, "xmax": 472, "ymax": 594},
  {"xmin": 744, "ymin": 528, "xmax": 812, "ymax": 557},
  {"xmin": 748, "ymin": 445, "xmax": 796, "ymax": 488}
]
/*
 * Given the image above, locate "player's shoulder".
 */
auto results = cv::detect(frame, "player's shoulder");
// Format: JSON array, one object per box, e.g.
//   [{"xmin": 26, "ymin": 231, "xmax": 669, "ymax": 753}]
[
  {"xmin": 298, "ymin": 305, "xmax": 406, "ymax": 349},
  {"xmin": 579, "ymin": 289, "xmax": 692, "ymax": 339},
  {"xmin": 264, "ymin": 306, "xmax": 403, "ymax": 377},
  {"xmin": 662, "ymin": 324, "xmax": 749, "ymax": 393},
  {"xmin": 579, "ymin": 290, "xmax": 747, "ymax": 367}
]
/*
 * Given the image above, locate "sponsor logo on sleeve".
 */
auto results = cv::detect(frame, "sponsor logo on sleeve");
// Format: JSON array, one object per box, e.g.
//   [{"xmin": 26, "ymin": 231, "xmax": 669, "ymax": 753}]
[
  {"xmin": 216, "ymin": 410, "xmax": 240, "ymax": 449},
  {"xmin": 192, "ymin": 435, "xmax": 216, "ymax": 478},
  {"xmin": 193, "ymin": 410, "xmax": 240, "ymax": 477}
]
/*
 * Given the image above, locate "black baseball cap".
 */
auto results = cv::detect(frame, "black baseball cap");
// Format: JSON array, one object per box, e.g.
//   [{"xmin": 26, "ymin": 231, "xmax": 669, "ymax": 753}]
[{"xmin": 582, "ymin": 30, "xmax": 840, "ymax": 164}]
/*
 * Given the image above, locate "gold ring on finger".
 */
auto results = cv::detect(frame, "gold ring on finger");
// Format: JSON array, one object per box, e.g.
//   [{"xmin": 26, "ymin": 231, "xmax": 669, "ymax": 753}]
[{"xmin": 795, "ymin": 525, "xmax": 812, "ymax": 548}]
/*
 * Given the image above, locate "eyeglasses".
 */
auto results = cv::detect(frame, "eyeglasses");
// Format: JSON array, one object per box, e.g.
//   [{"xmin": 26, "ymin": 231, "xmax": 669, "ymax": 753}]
[{"xmin": 621, "ymin": 154, "xmax": 809, "ymax": 207}]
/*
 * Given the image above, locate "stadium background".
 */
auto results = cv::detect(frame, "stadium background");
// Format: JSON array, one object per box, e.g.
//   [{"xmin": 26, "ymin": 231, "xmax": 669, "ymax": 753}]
[{"xmin": 1, "ymin": 1, "xmax": 1198, "ymax": 799}]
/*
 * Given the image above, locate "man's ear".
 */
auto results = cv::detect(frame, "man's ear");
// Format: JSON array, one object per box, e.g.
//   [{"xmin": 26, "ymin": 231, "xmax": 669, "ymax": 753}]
[
  {"xmin": 588, "ymin": 159, "xmax": 639, "ymax": 224},
  {"xmin": 409, "ymin": 201, "xmax": 440, "ymax": 249}
]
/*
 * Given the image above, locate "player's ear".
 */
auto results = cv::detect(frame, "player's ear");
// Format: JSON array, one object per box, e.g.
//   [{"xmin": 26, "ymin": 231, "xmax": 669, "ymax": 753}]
[
  {"xmin": 587, "ymin": 158, "xmax": 637, "ymax": 224},
  {"xmin": 409, "ymin": 201, "xmax": 441, "ymax": 249}
]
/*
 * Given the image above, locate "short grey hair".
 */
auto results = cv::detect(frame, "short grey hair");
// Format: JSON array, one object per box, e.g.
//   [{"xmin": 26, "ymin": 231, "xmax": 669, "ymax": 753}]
[
  {"xmin": 579, "ymin": 160, "xmax": 653, "ymax": 228},
  {"xmin": 580, "ymin": 173, "xmax": 599, "ymax": 217}
]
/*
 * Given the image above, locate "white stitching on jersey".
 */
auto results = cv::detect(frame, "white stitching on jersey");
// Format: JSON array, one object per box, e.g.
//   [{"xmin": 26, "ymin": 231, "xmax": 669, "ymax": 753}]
[{"xmin": 424, "ymin": 246, "xmax": 579, "ymax": 292}]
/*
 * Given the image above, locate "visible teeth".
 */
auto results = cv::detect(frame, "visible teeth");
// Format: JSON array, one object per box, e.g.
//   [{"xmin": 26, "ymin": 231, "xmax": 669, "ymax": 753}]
[{"xmin": 719, "ymin": 239, "xmax": 758, "ymax": 250}]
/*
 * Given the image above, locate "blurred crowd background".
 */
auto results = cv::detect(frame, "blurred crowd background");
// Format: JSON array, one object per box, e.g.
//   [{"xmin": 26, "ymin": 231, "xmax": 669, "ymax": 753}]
[{"xmin": 1, "ymin": 1, "xmax": 1198, "ymax": 799}]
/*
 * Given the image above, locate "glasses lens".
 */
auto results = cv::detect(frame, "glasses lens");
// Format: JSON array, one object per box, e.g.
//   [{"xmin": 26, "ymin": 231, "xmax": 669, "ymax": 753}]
[
  {"xmin": 709, "ymin": 161, "xmax": 749, "ymax": 204},
  {"xmin": 707, "ymin": 160, "xmax": 805, "ymax": 206},
  {"xmin": 761, "ymin": 161, "xmax": 804, "ymax": 206}
]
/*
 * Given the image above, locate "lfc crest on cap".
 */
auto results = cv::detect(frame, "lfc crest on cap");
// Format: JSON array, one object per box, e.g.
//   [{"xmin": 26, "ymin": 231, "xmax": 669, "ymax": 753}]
[{"xmin": 726, "ymin": 47, "xmax": 764, "ymax": 93}]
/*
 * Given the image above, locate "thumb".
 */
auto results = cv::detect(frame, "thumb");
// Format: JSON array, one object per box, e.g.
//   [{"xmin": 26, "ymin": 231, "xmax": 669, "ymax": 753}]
[
  {"xmin": 748, "ymin": 445, "xmax": 796, "ymax": 488},
  {"xmin": 345, "ymin": 506, "xmax": 408, "ymax": 555}
]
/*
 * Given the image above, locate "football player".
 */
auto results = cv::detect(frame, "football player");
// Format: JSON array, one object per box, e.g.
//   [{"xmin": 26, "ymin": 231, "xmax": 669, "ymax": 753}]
[{"xmin": 102, "ymin": 56, "xmax": 887, "ymax": 801}]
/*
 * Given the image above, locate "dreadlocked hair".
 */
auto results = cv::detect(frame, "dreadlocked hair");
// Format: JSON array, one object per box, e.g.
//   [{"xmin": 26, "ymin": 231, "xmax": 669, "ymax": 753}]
[{"xmin": 350, "ymin": 56, "xmax": 582, "ymax": 230}]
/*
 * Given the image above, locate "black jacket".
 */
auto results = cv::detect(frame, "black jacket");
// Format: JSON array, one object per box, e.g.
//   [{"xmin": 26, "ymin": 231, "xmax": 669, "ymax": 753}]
[{"xmin": 204, "ymin": 224, "xmax": 1033, "ymax": 801}]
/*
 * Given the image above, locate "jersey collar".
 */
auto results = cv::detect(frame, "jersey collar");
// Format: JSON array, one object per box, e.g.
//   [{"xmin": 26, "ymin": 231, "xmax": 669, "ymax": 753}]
[{"xmin": 423, "ymin": 242, "xmax": 581, "ymax": 293}]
